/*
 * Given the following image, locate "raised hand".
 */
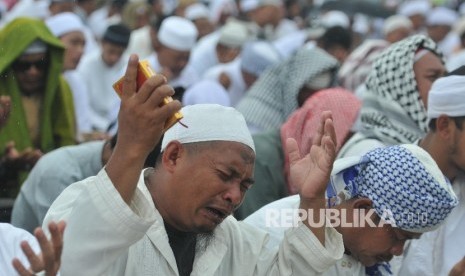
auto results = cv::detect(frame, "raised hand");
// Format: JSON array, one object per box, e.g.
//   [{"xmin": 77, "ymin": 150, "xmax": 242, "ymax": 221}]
[
  {"xmin": 286, "ymin": 111, "xmax": 337, "ymax": 245},
  {"xmin": 106, "ymin": 55, "xmax": 182, "ymax": 204},
  {"xmin": 12, "ymin": 221, "xmax": 66, "ymax": 276},
  {"xmin": 450, "ymin": 257, "xmax": 465, "ymax": 276},
  {"xmin": 2, "ymin": 141, "xmax": 43, "ymax": 171},
  {"xmin": 287, "ymin": 111, "xmax": 337, "ymax": 200}
]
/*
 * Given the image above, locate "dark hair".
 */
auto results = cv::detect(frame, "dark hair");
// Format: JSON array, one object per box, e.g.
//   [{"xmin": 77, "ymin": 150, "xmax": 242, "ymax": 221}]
[
  {"xmin": 318, "ymin": 26, "xmax": 352, "ymax": 51},
  {"xmin": 103, "ymin": 24, "xmax": 132, "ymax": 47},
  {"xmin": 429, "ymin": 116, "xmax": 465, "ymax": 131}
]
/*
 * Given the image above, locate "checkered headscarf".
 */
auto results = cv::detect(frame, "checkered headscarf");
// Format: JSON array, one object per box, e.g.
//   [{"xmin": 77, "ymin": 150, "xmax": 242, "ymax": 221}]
[
  {"xmin": 237, "ymin": 46, "xmax": 339, "ymax": 131},
  {"xmin": 329, "ymin": 144, "xmax": 457, "ymax": 233},
  {"xmin": 360, "ymin": 35, "xmax": 443, "ymax": 145}
]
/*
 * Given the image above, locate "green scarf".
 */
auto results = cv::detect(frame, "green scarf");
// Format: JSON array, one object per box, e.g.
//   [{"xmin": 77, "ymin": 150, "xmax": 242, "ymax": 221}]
[
  {"xmin": 0, "ymin": 17, "xmax": 76, "ymax": 195},
  {"xmin": 0, "ymin": 17, "xmax": 76, "ymax": 154}
]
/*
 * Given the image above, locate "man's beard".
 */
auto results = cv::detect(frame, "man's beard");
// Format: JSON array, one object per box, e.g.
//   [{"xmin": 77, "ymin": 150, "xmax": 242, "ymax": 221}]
[{"xmin": 195, "ymin": 231, "xmax": 215, "ymax": 255}]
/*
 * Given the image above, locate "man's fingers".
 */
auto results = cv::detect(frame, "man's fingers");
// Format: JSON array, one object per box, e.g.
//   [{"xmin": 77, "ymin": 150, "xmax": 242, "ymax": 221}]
[
  {"xmin": 20, "ymin": 241, "xmax": 43, "ymax": 271},
  {"xmin": 137, "ymin": 75, "xmax": 169, "ymax": 104},
  {"xmin": 145, "ymin": 84, "xmax": 175, "ymax": 108},
  {"xmin": 121, "ymin": 55, "xmax": 139, "ymax": 99},
  {"xmin": 286, "ymin": 138, "xmax": 301, "ymax": 165},
  {"xmin": 49, "ymin": 221, "xmax": 65, "ymax": 262},
  {"xmin": 12, "ymin": 258, "xmax": 32, "ymax": 276},
  {"xmin": 323, "ymin": 117, "xmax": 337, "ymax": 149},
  {"xmin": 34, "ymin": 228, "xmax": 54, "ymax": 270}
]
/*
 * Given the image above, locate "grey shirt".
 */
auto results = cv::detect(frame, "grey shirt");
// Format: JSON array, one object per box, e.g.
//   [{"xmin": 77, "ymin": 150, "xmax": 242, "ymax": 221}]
[{"xmin": 11, "ymin": 141, "xmax": 105, "ymax": 233}]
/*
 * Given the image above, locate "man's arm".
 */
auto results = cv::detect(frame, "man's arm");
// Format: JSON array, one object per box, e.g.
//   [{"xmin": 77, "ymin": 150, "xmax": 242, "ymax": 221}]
[
  {"xmin": 287, "ymin": 111, "xmax": 336, "ymax": 245},
  {"xmin": 105, "ymin": 54, "xmax": 181, "ymax": 204}
]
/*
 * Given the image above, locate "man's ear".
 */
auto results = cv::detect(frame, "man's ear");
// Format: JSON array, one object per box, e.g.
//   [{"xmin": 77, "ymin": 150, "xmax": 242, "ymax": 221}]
[
  {"xmin": 352, "ymin": 197, "xmax": 373, "ymax": 210},
  {"xmin": 162, "ymin": 141, "xmax": 185, "ymax": 173},
  {"xmin": 436, "ymin": 115, "xmax": 453, "ymax": 139}
]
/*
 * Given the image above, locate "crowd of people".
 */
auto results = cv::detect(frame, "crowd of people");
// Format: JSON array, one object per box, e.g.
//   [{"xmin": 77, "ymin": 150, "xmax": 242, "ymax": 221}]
[{"xmin": 2, "ymin": 0, "xmax": 465, "ymax": 275}]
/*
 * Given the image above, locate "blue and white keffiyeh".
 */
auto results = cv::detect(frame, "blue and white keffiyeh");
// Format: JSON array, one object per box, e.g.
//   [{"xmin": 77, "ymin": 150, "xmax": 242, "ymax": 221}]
[{"xmin": 327, "ymin": 144, "xmax": 458, "ymax": 233}]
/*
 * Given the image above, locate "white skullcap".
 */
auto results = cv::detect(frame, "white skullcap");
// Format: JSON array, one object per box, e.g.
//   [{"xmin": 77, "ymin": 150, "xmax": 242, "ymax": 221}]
[
  {"xmin": 161, "ymin": 104, "xmax": 255, "ymax": 152},
  {"xmin": 185, "ymin": 3, "xmax": 210, "ymax": 21},
  {"xmin": 383, "ymin": 15, "xmax": 413, "ymax": 35},
  {"xmin": 241, "ymin": 0, "xmax": 258, "ymax": 12},
  {"xmin": 158, "ymin": 16, "xmax": 198, "ymax": 51},
  {"xmin": 321, "ymin": 11, "xmax": 350, "ymax": 28},
  {"xmin": 427, "ymin": 75, "xmax": 465, "ymax": 120},
  {"xmin": 426, "ymin": 7, "xmax": 458, "ymax": 27},
  {"xmin": 182, "ymin": 80, "xmax": 231, "ymax": 106},
  {"xmin": 23, "ymin": 39, "xmax": 47, "ymax": 55},
  {"xmin": 398, "ymin": 0, "xmax": 431, "ymax": 17},
  {"xmin": 240, "ymin": 41, "xmax": 281, "ymax": 76},
  {"xmin": 218, "ymin": 20, "xmax": 249, "ymax": 48},
  {"xmin": 45, "ymin": 12, "xmax": 85, "ymax": 37}
]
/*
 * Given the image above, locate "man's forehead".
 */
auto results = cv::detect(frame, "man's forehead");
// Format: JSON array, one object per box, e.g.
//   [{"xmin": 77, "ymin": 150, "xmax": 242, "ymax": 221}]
[{"xmin": 18, "ymin": 53, "xmax": 47, "ymax": 62}]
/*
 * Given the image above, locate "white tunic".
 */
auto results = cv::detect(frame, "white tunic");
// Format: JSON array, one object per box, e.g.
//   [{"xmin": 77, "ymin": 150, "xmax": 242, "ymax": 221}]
[
  {"xmin": 43, "ymin": 169, "xmax": 344, "ymax": 275},
  {"xmin": 77, "ymin": 50, "xmax": 125, "ymax": 132},
  {"xmin": 63, "ymin": 70, "xmax": 92, "ymax": 137},
  {"xmin": 203, "ymin": 59, "xmax": 247, "ymax": 107},
  {"xmin": 0, "ymin": 223, "xmax": 40, "ymax": 276}
]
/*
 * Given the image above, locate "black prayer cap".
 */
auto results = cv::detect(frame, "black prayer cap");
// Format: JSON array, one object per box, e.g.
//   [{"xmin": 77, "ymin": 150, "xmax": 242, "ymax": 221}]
[{"xmin": 102, "ymin": 24, "xmax": 131, "ymax": 47}]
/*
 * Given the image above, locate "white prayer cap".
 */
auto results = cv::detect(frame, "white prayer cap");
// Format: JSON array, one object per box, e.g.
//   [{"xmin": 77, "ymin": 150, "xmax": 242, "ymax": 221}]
[
  {"xmin": 158, "ymin": 16, "xmax": 198, "ymax": 51},
  {"xmin": 426, "ymin": 7, "xmax": 458, "ymax": 27},
  {"xmin": 427, "ymin": 75, "xmax": 465, "ymax": 120},
  {"xmin": 23, "ymin": 39, "xmax": 47, "ymax": 55},
  {"xmin": 398, "ymin": 0, "xmax": 431, "ymax": 17},
  {"xmin": 383, "ymin": 15, "xmax": 413, "ymax": 36},
  {"xmin": 182, "ymin": 80, "xmax": 231, "ymax": 107},
  {"xmin": 321, "ymin": 11, "xmax": 350, "ymax": 29},
  {"xmin": 45, "ymin": 12, "xmax": 85, "ymax": 37},
  {"xmin": 241, "ymin": 0, "xmax": 258, "ymax": 12},
  {"xmin": 240, "ymin": 41, "xmax": 281, "ymax": 76},
  {"xmin": 185, "ymin": 3, "xmax": 210, "ymax": 21},
  {"xmin": 161, "ymin": 104, "xmax": 255, "ymax": 152},
  {"xmin": 218, "ymin": 20, "xmax": 249, "ymax": 48}
]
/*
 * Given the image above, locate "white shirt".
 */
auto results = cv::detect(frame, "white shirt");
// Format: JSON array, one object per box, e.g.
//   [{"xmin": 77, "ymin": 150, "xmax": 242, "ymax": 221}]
[
  {"xmin": 0, "ymin": 223, "xmax": 40, "ymax": 276},
  {"xmin": 63, "ymin": 70, "xmax": 93, "ymax": 137},
  {"xmin": 43, "ymin": 169, "xmax": 344, "ymax": 275},
  {"xmin": 190, "ymin": 31, "xmax": 221, "ymax": 77},
  {"xmin": 203, "ymin": 59, "xmax": 247, "ymax": 106},
  {"xmin": 126, "ymin": 25, "xmax": 152, "ymax": 59},
  {"xmin": 77, "ymin": 50, "xmax": 125, "ymax": 132}
]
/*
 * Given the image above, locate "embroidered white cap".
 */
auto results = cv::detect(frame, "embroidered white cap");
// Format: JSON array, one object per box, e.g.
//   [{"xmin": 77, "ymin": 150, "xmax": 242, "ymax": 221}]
[{"xmin": 158, "ymin": 16, "xmax": 198, "ymax": 51}]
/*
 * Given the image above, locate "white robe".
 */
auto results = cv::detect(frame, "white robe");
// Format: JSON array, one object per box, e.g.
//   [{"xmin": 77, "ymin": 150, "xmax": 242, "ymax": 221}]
[
  {"xmin": 190, "ymin": 31, "xmax": 221, "ymax": 77},
  {"xmin": 43, "ymin": 169, "xmax": 344, "ymax": 275},
  {"xmin": 396, "ymin": 176, "xmax": 465, "ymax": 276},
  {"xmin": 63, "ymin": 70, "xmax": 92, "ymax": 138},
  {"xmin": 203, "ymin": 59, "xmax": 247, "ymax": 107},
  {"xmin": 126, "ymin": 25, "xmax": 152, "ymax": 59},
  {"xmin": 0, "ymin": 223, "xmax": 40, "ymax": 276},
  {"xmin": 77, "ymin": 50, "xmax": 125, "ymax": 132}
]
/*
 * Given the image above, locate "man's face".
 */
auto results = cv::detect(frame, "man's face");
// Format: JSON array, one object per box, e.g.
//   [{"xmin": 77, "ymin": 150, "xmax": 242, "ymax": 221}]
[
  {"xmin": 427, "ymin": 25, "xmax": 451, "ymax": 43},
  {"xmin": 157, "ymin": 46, "xmax": 190, "ymax": 78},
  {"xmin": 448, "ymin": 119, "xmax": 465, "ymax": 175},
  {"xmin": 12, "ymin": 52, "xmax": 49, "ymax": 95},
  {"xmin": 101, "ymin": 41, "xmax": 126, "ymax": 67},
  {"xmin": 413, "ymin": 51, "xmax": 446, "ymax": 108},
  {"xmin": 61, "ymin": 31, "xmax": 86, "ymax": 70},
  {"xmin": 194, "ymin": 18, "xmax": 214, "ymax": 39},
  {"xmin": 216, "ymin": 44, "xmax": 240, "ymax": 64},
  {"xmin": 241, "ymin": 69, "xmax": 258, "ymax": 89},
  {"xmin": 249, "ymin": 6, "xmax": 279, "ymax": 27},
  {"xmin": 341, "ymin": 204, "xmax": 421, "ymax": 267},
  {"xmin": 165, "ymin": 141, "xmax": 255, "ymax": 233}
]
